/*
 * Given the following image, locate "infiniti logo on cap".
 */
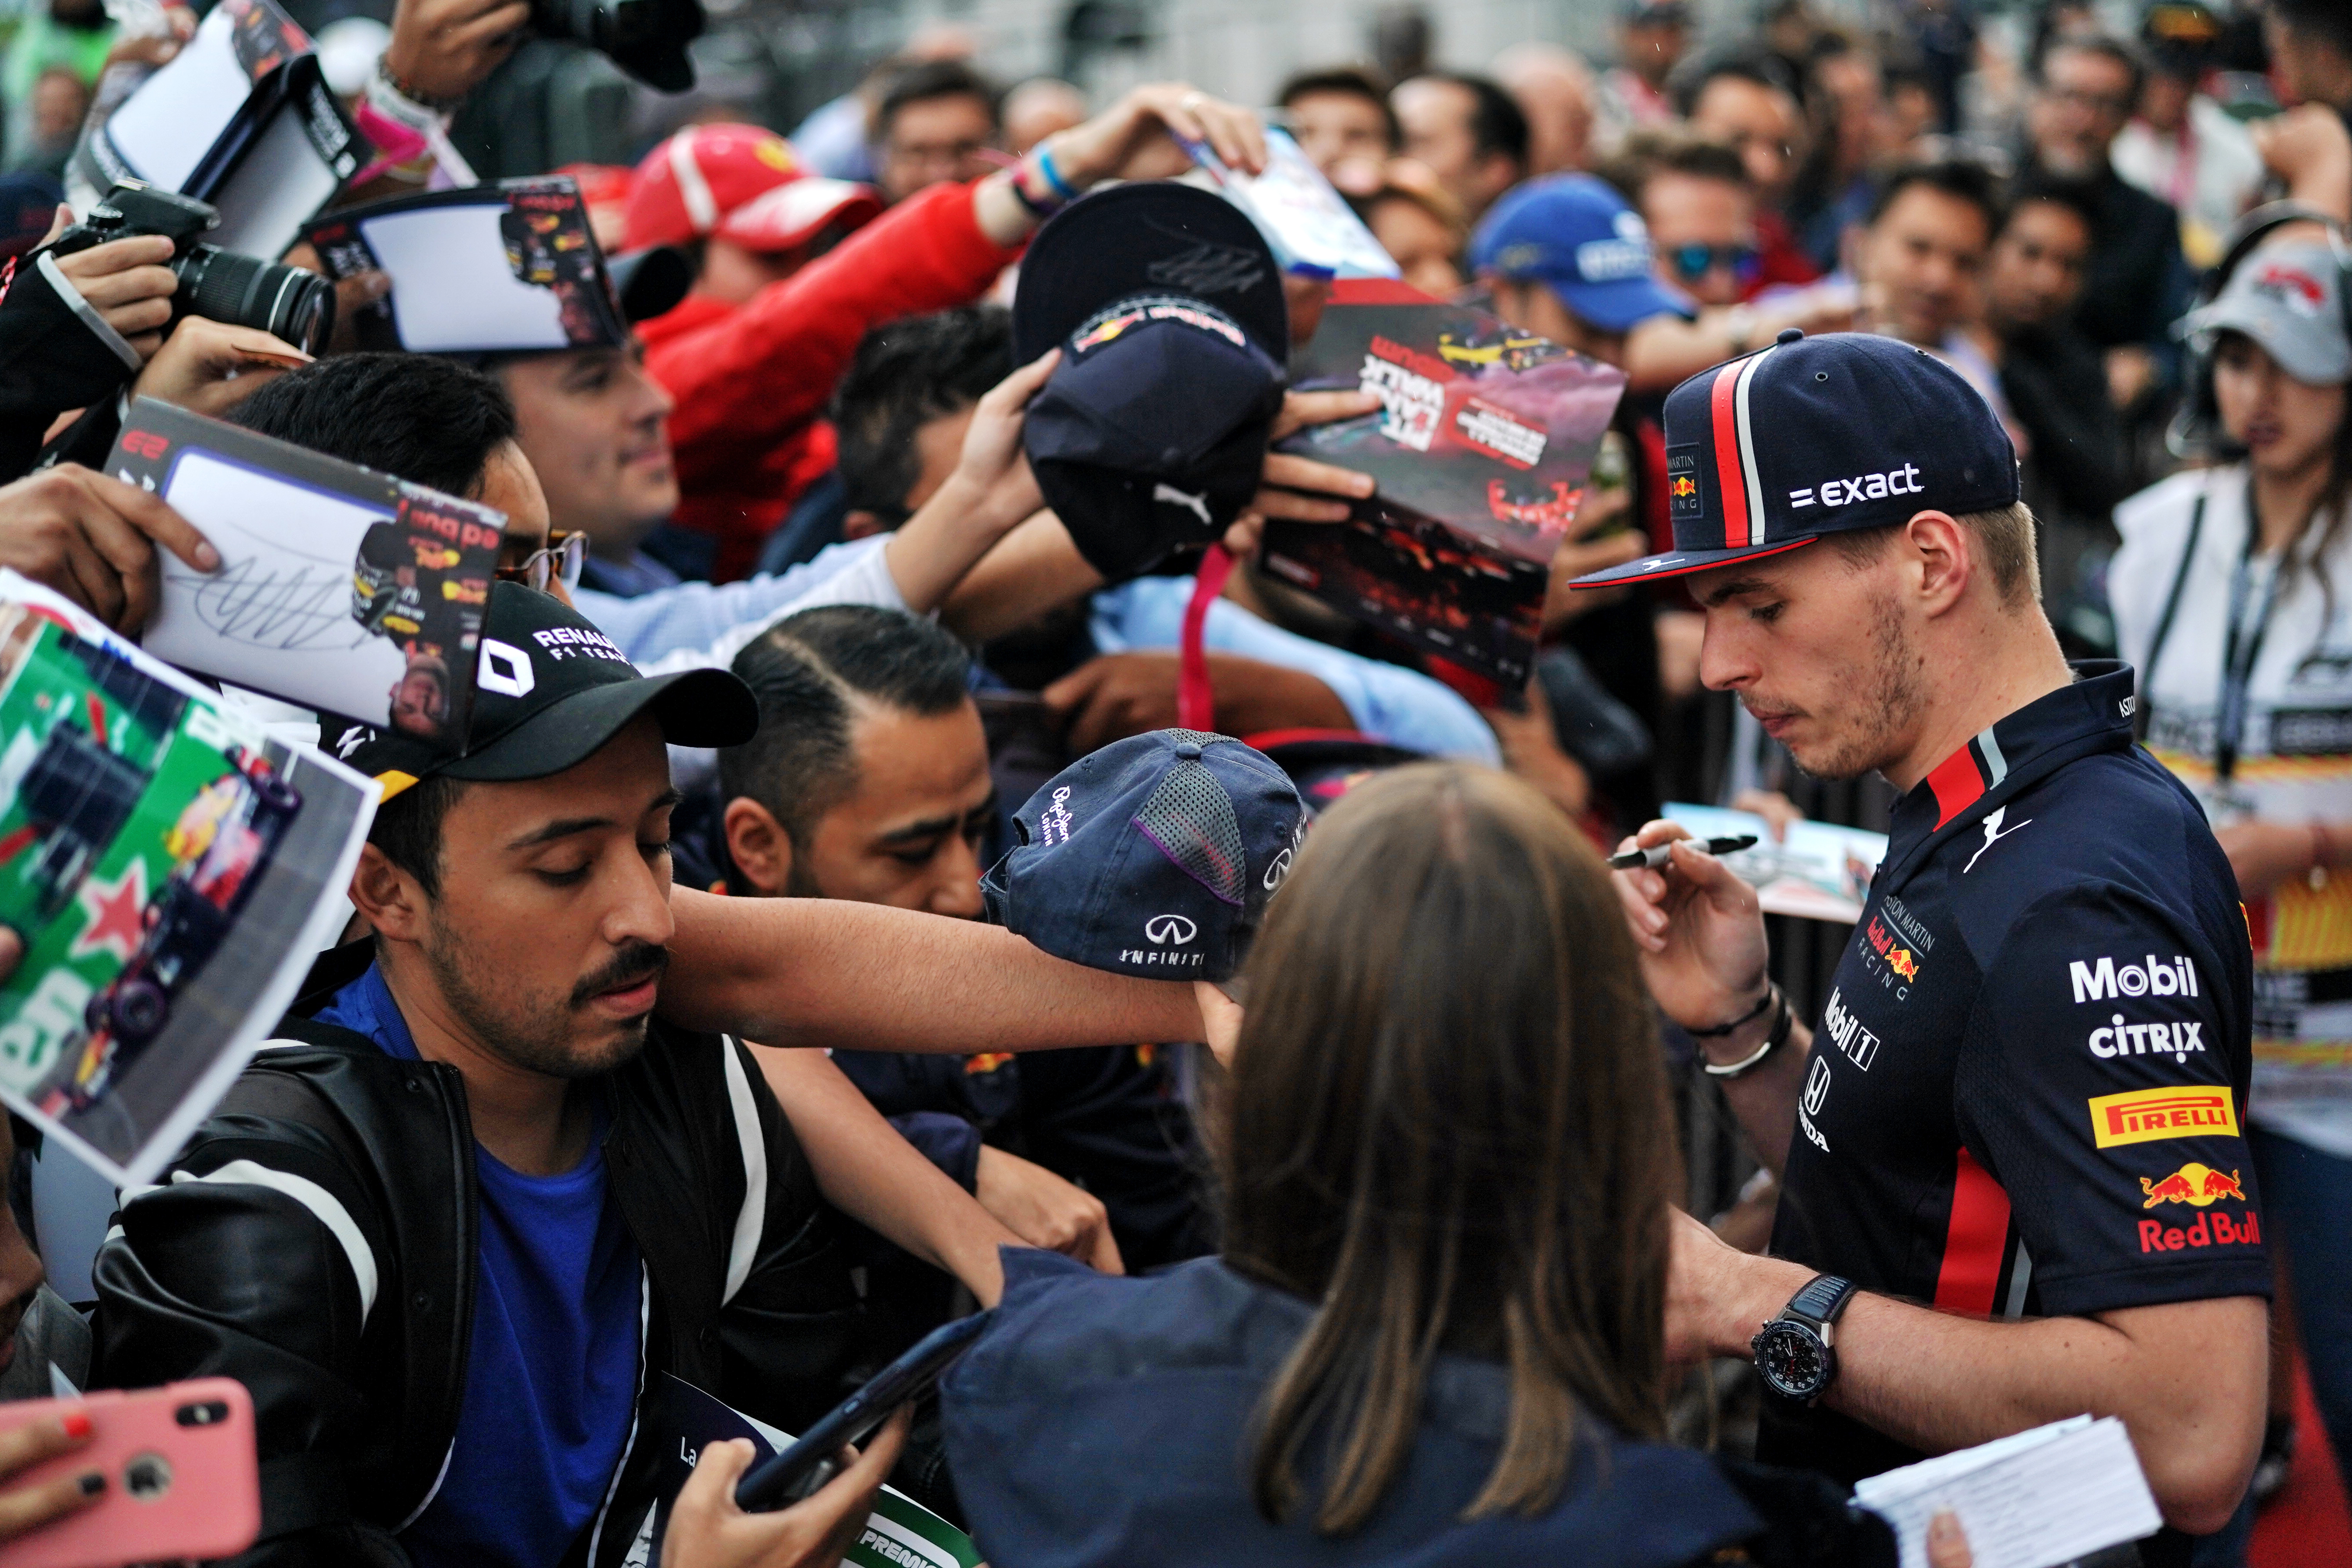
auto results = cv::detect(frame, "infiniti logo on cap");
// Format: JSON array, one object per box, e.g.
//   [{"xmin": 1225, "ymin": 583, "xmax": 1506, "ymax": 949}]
[{"xmin": 1145, "ymin": 914, "xmax": 1198, "ymax": 946}]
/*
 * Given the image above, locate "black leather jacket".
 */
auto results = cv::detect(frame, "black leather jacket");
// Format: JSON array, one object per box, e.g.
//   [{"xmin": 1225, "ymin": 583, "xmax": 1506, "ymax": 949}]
[{"xmin": 91, "ymin": 943, "xmax": 863, "ymax": 1567}]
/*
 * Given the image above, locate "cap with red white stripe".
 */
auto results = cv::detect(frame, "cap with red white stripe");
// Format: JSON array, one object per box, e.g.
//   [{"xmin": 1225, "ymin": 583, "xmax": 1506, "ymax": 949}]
[{"xmin": 1570, "ymin": 330, "xmax": 2018, "ymax": 588}]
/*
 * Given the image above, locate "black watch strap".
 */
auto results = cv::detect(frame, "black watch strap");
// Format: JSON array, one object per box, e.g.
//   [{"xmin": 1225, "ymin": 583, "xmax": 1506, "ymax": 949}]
[{"xmin": 1784, "ymin": 1273, "xmax": 1857, "ymax": 1328}]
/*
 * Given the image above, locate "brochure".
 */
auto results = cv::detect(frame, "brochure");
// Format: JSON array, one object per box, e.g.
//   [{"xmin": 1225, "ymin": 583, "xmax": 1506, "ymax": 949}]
[
  {"xmin": 106, "ymin": 399, "xmax": 504, "ymax": 751},
  {"xmin": 0, "ymin": 572, "xmax": 376, "ymax": 1186},
  {"xmin": 72, "ymin": 0, "xmax": 361, "ymax": 258},
  {"xmin": 1184, "ymin": 126, "xmax": 1401, "ymax": 280},
  {"xmin": 628, "ymin": 1373, "xmax": 982, "ymax": 1568},
  {"xmin": 1851, "ymin": 1416, "xmax": 2163, "ymax": 1568},
  {"xmin": 1263, "ymin": 278, "xmax": 1628, "ymax": 684},
  {"xmin": 1659, "ymin": 801, "xmax": 1887, "ymax": 925},
  {"xmin": 303, "ymin": 178, "xmax": 630, "ymax": 355}
]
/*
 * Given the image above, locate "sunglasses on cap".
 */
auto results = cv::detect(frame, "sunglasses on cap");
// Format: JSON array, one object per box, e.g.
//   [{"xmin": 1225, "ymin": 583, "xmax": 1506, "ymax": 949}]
[
  {"xmin": 495, "ymin": 530, "xmax": 588, "ymax": 593},
  {"xmin": 1665, "ymin": 243, "xmax": 1761, "ymax": 285}
]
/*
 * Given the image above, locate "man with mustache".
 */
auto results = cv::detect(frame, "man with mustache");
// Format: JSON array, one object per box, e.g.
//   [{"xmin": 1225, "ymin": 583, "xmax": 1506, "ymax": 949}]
[
  {"xmin": 1584, "ymin": 332, "xmax": 2267, "ymax": 1566},
  {"xmin": 91, "ymin": 581, "xmax": 1214, "ymax": 1567}
]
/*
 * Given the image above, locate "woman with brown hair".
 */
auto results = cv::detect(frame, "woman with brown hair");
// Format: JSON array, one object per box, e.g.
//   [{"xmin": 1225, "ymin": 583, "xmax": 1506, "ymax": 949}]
[{"xmin": 937, "ymin": 762, "xmax": 1920, "ymax": 1566}]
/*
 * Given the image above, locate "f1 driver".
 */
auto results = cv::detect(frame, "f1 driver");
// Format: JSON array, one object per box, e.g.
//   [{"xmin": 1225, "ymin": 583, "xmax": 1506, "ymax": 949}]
[{"xmin": 1583, "ymin": 331, "xmax": 2267, "ymax": 1565}]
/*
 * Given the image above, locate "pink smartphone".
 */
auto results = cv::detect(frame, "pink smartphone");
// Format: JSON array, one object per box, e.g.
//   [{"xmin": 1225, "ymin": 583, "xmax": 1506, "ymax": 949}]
[{"xmin": 0, "ymin": 1378, "xmax": 259, "ymax": 1567}]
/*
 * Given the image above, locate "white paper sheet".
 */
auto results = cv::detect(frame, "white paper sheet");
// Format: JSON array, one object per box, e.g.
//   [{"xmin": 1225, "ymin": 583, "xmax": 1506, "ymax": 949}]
[
  {"xmin": 100, "ymin": 5, "xmax": 252, "ymax": 192},
  {"xmin": 139, "ymin": 449, "xmax": 407, "ymax": 726},
  {"xmin": 1853, "ymin": 1416, "xmax": 2164, "ymax": 1568},
  {"xmin": 363, "ymin": 202, "xmax": 569, "ymax": 352},
  {"xmin": 208, "ymin": 103, "xmax": 341, "ymax": 259}
]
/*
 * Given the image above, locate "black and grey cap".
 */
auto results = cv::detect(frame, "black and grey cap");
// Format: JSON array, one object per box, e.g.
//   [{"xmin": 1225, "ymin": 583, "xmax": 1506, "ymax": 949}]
[
  {"xmin": 327, "ymin": 580, "xmax": 756, "ymax": 801},
  {"xmin": 981, "ymin": 730, "xmax": 1307, "ymax": 982}
]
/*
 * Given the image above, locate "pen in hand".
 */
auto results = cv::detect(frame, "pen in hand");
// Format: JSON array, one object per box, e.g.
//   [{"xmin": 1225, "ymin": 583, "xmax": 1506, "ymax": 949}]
[{"xmin": 1607, "ymin": 835, "xmax": 1759, "ymax": 871}]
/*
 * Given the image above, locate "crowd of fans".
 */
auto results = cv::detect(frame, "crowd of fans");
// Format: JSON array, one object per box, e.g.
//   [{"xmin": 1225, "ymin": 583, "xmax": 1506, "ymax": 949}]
[{"xmin": 0, "ymin": 0, "xmax": 2348, "ymax": 1564}]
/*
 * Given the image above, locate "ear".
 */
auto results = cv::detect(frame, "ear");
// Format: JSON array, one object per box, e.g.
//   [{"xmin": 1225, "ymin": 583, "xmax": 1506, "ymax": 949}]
[
  {"xmin": 723, "ymin": 796, "xmax": 794, "ymax": 895},
  {"xmin": 841, "ymin": 510, "xmax": 884, "ymax": 542},
  {"xmin": 1902, "ymin": 510, "xmax": 1973, "ymax": 617},
  {"xmin": 349, "ymin": 842, "xmax": 428, "ymax": 944}
]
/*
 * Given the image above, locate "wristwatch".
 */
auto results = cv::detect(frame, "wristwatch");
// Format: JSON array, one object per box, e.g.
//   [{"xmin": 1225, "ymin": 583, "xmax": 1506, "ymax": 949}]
[{"xmin": 1751, "ymin": 1273, "xmax": 1858, "ymax": 1406}]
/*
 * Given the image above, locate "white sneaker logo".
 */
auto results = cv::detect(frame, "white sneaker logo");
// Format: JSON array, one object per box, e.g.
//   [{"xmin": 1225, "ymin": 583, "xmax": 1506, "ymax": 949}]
[
  {"xmin": 1152, "ymin": 484, "xmax": 1213, "ymax": 526},
  {"xmin": 1964, "ymin": 806, "xmax": 2033, "ymax": 874}
]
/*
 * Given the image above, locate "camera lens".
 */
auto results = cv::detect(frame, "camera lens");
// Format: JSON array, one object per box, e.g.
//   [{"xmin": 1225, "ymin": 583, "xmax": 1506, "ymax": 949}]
[{"xmin": 171, "ymin": 245, "xmax": 337, "ymax": 357}]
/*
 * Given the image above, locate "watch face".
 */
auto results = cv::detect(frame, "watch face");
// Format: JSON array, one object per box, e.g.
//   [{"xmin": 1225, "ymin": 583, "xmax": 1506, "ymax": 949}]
[{"xmin": 1754, "ymin": 1319, "xmax": 1831, "ymax": 1401}]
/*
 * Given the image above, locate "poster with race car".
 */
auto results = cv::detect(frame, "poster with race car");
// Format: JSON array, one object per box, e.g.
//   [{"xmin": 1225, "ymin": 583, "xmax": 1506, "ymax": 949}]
[
  {"xmin": 0, "ymin": 572, "xmax": 376, "ymax": 1186},
  {"xmin": 1263, "ymin": 278, "xmax": 1628, "ymax": 684},
  {"xmin": 302, "ymin": 177, "xmax": 627, "ymax": 355},
  {"xmin": 106, "ymin": 399, "xmax": 503, "ymax": 750}
]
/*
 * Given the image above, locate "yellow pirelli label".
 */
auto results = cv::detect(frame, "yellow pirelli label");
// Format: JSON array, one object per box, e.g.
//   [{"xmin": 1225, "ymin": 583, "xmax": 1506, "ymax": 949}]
[{"xmin": 2087, "ymin": 1085, "xmax": 2241, "ymax": 1149}]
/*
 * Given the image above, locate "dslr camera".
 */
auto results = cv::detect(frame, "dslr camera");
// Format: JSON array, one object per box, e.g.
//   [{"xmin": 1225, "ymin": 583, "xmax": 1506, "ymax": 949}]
[
  {"xmin": 532, "ymin": 0, "xmax": 702, "ymax": 91},
  {"xmin": 47, "ymin": 182, "xmax": 335, "ymax": 357}
]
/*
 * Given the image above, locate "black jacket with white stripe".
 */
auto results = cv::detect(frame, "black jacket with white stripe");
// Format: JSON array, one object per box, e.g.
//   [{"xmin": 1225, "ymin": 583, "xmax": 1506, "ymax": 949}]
[{"xmin": 89, "ymin": 942, "xmax": 863, "ymax": 1567}]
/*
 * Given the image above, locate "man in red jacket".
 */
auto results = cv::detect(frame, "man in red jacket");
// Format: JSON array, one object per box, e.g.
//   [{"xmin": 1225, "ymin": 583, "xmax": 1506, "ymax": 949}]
[{"xmin": 628, "ymin": 84, "xmax": 1271, "ymax": 582}]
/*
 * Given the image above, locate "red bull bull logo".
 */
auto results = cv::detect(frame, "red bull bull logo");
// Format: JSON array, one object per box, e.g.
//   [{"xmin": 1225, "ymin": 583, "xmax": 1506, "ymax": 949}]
[
  {"xmin": 2139, "ymin": 1162, "xmax": 2243, "ymax": 1207},
  {"xmin": 1887, "ymin": 948, "xmax": 1918, "ymax": 982},
  {"xmin": 1671, "ymin": 475, "xmax": 1697, "ymax": 499},
  {"xmin": 2087, "ymin": 1084, "xmax": 2240, "ymax": 1149},
  {"xmin": 2136, "ymin": 1163, "xmax": 2258, "ymax": 1253}
]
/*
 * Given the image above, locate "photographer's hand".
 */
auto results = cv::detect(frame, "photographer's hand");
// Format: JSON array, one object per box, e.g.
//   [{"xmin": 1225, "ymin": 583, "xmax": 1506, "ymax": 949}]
[
  {"xmin": 42, "ymin": 210, "xmax": 178, "ymax": 361},
  {"xmin": 132, "ymin": 318, "xmax": 309, "ymax": 418},
  {"xmin": 384, "ymin": 0, "xmax": 532, "ymax": 105},
  {"xmin": 0, "ymin": 465, "xmax": 220, "ymax": 633}
]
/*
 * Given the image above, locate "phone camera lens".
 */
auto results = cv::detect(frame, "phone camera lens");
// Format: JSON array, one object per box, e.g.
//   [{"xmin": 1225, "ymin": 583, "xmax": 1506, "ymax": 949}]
[
  {"xmin": 174, "ymin": 1400, "xmax": 229, "ymax": 1427},
  {"xmin": 123, "ymin": 1453, "xmax": 172, "ymax": 1501}
]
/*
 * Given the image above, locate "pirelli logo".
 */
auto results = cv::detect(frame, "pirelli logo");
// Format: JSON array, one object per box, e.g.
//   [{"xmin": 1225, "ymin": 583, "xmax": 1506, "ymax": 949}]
[{"xmin": 2087, "ymin": 1085, "xmax": 2241, "ymax": 1150}]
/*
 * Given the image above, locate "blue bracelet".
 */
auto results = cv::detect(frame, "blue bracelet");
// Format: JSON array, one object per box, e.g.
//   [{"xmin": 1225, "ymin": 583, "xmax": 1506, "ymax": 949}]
[{"xmin": 1035, "ymin": 141, "xmax": 1079, "ymax": 203}]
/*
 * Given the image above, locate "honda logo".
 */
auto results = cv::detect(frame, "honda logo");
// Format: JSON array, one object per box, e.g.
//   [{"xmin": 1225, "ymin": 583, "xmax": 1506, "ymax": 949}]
[
  {"xmin": 1144, "ymin": 914, "xmax": 1197, "ymax": 946},
  {"xmin": 1803, "ymin": 1055, "xmax": 1831, "ymax": 1118}
]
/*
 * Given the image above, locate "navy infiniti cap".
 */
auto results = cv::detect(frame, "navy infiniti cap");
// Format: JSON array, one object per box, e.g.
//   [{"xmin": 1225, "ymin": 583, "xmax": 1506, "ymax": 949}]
[
  {"xmin": 1571, "ymin": 330, "xmax": 2019, "ymax": 588},
  {"xmin": 327, "ymin": 580, "xmax": 757, "ymax": 800},
  {"xmin": 981, "ymin": 729, "xmax": 1307, "ymax": 982},
  {"xmin": 1014, "ymin": 184, "xmax": 1290, "ymax": 580}
]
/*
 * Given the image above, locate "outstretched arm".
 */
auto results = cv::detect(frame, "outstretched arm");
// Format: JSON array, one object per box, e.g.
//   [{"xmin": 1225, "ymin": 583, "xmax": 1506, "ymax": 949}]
[
  {"xmin": 662, "ymin": 887, "xmax": 1205, "ymax": 1051},
  {"xmin": 1671, "ymin": 1213, "xmax": 2265, "ymax": 1536}
]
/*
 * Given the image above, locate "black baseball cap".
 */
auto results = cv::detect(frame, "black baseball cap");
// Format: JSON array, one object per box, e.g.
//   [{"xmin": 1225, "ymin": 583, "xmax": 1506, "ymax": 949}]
[
  {"xmin": 1571, "ymin": 330, "xmax": 2018, "ymax": 588},
  {"xmin": 1013, "ymin": 183, "xmax": 1290, "ymax": 580},
  {"xmin": 981, "ymin": 729, "xmax": 1307, "ymax": 982},
  {"xmin": 327, "ymin": 580, "xmax": 757, "ymax": 801}
]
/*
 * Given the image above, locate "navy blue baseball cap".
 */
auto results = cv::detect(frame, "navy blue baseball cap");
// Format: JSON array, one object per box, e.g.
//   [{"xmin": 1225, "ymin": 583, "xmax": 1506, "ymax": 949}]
[
  {"xmin": 1570, "ymin": 330, "xmax": 2020, "ymax": 588},
  {"xmin": 981, "ymin": 730, "xmax": 1307, "ymax": 982},
  {"xmin": 1468, "ymin": 174, "xmax": 1695, "ymax": 334},
  {"xmin": 1015, "ymin": 184, "xmax": 1291, "ymax": 580}
]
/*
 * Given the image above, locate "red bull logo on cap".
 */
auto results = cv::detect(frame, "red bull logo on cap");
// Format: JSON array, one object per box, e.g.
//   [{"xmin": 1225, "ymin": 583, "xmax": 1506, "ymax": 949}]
[{"xmin": 2087, "ymin": 1084, "xmax": 2239, "ymax": 1149}]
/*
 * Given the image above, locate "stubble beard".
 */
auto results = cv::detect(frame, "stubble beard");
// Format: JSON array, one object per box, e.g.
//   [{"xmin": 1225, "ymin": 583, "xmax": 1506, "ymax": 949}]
[
  {"xmin": 419, "ymin": 914, "xmax": 658, "ymax": 1081},
  {"xmin": 1781, "ymin": 589, "xmax": 1926, "ymax": 782}
]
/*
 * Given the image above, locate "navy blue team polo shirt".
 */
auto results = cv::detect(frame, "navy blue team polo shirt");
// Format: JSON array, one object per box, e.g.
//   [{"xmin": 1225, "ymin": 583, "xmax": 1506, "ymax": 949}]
[{"xmin": 1761, "ymin": 662, "xmax": 2267, "ymax": 1510}]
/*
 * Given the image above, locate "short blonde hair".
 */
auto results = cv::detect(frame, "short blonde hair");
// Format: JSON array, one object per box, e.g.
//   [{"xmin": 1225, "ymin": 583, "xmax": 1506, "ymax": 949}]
[{"xmin": 1829, "ymin": 501, "xmax": 2040, "ymax": 607}]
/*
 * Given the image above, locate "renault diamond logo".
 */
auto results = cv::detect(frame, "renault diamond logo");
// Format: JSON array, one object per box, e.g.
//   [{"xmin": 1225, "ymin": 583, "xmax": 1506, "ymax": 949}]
[{"xmin": 1145, "ymin": 914, "xmax": 1197, "ymax": 945}]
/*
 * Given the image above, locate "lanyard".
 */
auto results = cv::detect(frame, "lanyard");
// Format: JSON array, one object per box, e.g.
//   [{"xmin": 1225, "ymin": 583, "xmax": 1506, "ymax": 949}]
[{"xmin": 2216, "ymin": 474, "xmax": 2285, "ymax": 784}]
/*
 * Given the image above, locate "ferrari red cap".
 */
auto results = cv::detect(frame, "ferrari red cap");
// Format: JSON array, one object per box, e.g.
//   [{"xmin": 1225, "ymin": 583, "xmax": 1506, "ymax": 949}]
[{"xmin": 622, "ymin": 124, "xmax": 883, "ymax": 254}]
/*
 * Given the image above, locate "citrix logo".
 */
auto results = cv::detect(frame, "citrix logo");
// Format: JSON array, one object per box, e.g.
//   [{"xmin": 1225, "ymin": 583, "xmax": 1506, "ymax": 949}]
[
  {"xmin": 1789, "ymin": 463, "xmax": 1923, "ymax": 509},
  {"xmin": 2071, "ymin": 955, "xmax": 2200, "ymax": 1004},
  {"xmin": 2089, "ymin": 1014, "xmax": 2205, "ymax": 1059}
]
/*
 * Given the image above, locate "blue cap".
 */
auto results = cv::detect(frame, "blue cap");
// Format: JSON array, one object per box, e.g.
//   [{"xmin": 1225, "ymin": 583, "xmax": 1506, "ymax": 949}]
[
  {"xmin": 1570, "ymin": 330, "xmax": 2020, "ymax": 588},
  {"xmin": 981, "ymin": 730, "xmax": 1307, "ymax": 982},
  {"xmin": 1468, "ymin": 174, "xmax": 1695, "ymax": 334}
]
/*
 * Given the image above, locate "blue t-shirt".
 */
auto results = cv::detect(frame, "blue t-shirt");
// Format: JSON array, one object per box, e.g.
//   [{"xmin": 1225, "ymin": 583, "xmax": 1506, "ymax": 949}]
[{"xmin": 318, "ymin": 965, "xmax": 644, "ymax": 1568}]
